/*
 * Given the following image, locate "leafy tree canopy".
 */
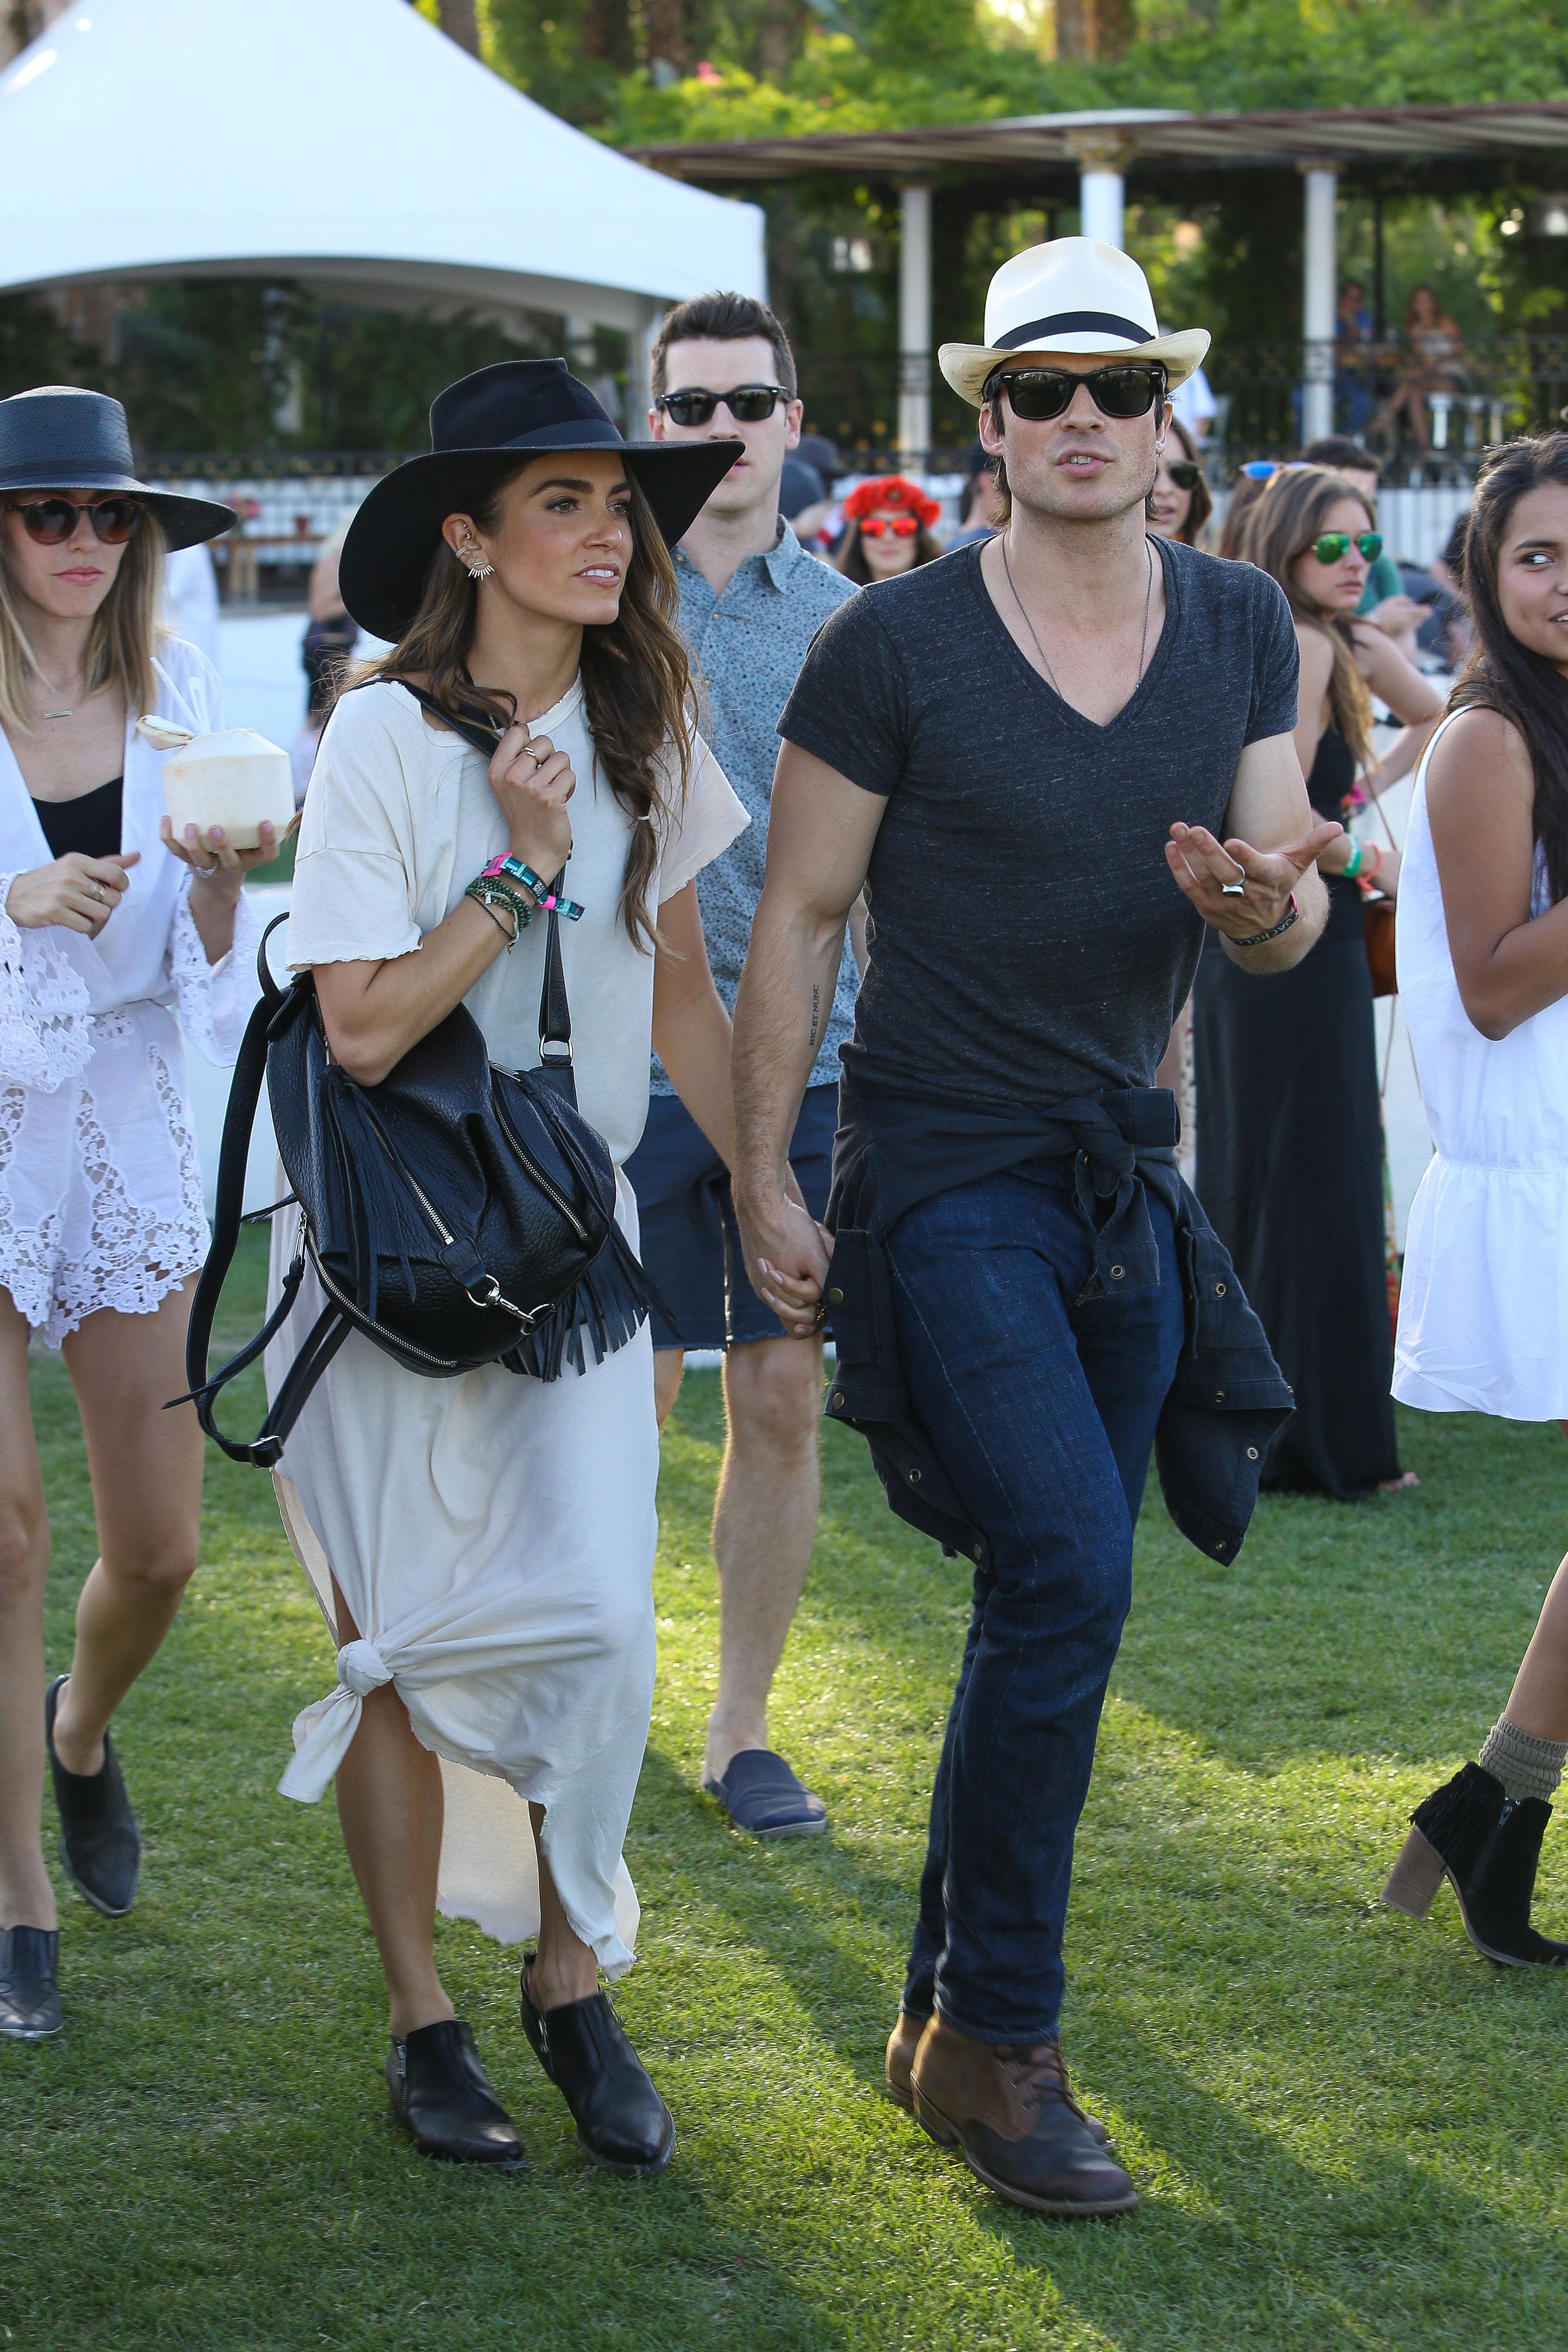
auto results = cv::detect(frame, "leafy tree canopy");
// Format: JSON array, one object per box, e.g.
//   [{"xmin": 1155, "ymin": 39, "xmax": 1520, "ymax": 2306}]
[{"xmin": 476, "ymin": 0, "xmax": 1568, "ymax": 145}]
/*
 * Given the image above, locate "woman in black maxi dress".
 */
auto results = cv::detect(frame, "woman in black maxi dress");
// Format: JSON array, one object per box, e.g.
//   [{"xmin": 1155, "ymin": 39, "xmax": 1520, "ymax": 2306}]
[{"xmin": 1194, "ymin": 465, "xmax": 1442, "ymax": 1499}]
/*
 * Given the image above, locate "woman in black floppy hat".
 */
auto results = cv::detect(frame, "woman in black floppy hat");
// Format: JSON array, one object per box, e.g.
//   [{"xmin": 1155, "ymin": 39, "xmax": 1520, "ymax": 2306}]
[
  {"xmin": 266, "ymin": 359, "xmax": 748, "ymax": 2172},
  {"xmin": 0, "ymin": 387, "xmax": 279, "ymax": 2045}
]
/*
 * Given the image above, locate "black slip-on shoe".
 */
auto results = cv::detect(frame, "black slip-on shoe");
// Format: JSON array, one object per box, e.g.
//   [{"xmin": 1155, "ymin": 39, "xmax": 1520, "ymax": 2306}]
[
  {"xmin": 520, "ymin": 1960, "xmax": 675, "ymax": 2177},
  {"xmin": 46, "ymin": 1677, "xmax": 141, "ymax": 1918},
  {"xmin": 386, "ymin": 2019, "xmax": 528, "ymax": 2169},
  {"xmin": 0, "ymin": 1927, "xmax": 62, "ymax": 2041}
]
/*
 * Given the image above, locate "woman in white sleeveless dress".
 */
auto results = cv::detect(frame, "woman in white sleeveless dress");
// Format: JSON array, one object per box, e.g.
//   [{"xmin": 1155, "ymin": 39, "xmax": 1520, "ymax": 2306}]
[
  {"xmin": 266, "ymin": 362, "xmax": 747, "ymax": 2171},
  {"xmin": 1383, "ymin": 433, "xmax": 1568, "ymax": 1967}
]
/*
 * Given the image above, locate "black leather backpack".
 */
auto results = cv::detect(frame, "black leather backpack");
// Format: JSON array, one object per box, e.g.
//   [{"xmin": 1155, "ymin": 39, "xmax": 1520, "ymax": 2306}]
[{"xmin": 179, "ymin": 704, "xmax": 657, "ymax": 1469}]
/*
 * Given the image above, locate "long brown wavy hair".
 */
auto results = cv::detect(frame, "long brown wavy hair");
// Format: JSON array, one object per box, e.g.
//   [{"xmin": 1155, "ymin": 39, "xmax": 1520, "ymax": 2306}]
[
  {"xmin": 361, "ymin": 465, "xmax": 694, "ymax": 948},
  {"xmin": 1449, "ymin": 432, "xmax": 1568, "ymax": 905},
  {"xmin": 0, "ymin": 504, "xmax": 164, "ymax": 735},
  {"xmin": 1242, "ymin": 465, "xmax": 1375, "ymax": 762}
]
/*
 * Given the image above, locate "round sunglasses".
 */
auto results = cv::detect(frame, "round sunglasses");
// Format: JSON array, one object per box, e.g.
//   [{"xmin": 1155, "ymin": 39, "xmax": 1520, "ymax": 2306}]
[
  {"xmin": 7, "ymin": 495, "xmax": 145, "ymax": 547},
  {"xmin": 656, "ymin": 383, "xmax": 788, "ymax": 426},
  {"xmin": 985, "ymin": 362, "xmax": 1168, "ymax": 423},
  {"xmin": 858, "ymin": 513, "xmax": 919, "ymax": 538},
  {"xmin": 1305, "ymin": 529, "xmax": 1382, "ymax": 565}
]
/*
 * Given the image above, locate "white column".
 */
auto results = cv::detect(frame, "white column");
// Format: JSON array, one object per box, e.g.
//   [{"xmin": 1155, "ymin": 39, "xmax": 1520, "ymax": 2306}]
[
  {"xmin": 1301, "ymin": 164, "xmax": 1338, "ymax": 445},
  {"xmin": 897, "ymin": 183, "xmax": 933, "ymax": 476},
  {"xmin": 1079, "ymin": 167, "xmax": 1124, "ymax": 250},
  {"xmin": 1069, "ymin": 134, "xmax": 1130, "ymax": 250},
  {"xmin": 632, "ymin": 299, "xmax": 662, "ymax": 431}
]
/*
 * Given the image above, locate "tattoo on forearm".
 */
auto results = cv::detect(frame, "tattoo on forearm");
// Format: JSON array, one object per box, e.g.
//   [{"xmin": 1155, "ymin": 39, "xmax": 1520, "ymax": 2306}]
[{"xmin": 807, "ymin": 983, "xmax": 820, "ymax": 1051}]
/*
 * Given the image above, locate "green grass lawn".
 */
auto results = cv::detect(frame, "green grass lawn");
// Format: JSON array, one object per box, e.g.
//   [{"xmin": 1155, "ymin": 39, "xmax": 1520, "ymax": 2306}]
[{"xmin": 4, "ymin": 1228, "xmax": 1567, "ymax": 2351}]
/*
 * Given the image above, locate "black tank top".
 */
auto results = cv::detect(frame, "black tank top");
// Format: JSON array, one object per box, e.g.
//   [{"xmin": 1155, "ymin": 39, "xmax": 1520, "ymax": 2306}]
[
  {"xmin": 1305, "ymin": 726, "xmax": 1365, "ymax": 946},
  {"xmin": 32, "ymin": 776, "xmax": 123, "ymax": 861}
]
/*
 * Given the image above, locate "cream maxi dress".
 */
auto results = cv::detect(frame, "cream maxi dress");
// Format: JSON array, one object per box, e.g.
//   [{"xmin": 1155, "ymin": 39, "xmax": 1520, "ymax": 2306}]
[
  {"xmin": 1393, "ymin": 709, "xmax": 1568, "ymax": 1418},
  {"xmin": 266, "ymin": 678, "xmax": 746, "ymax": 1973}
]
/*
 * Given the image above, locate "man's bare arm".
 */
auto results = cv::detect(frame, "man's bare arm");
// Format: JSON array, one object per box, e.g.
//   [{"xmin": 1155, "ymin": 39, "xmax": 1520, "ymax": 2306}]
[
  {"xmin": 731, "ymin": 741, "xmax": 886, "ymax": 1332},
  {"xmin": 1166, "ymin": 730, "xmax": 1338, "ymax": 975}
]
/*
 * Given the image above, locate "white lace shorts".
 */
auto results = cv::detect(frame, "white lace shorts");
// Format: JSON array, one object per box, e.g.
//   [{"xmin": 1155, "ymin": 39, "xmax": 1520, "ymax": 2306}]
[{"xmin": 0, "ymin": 1000, "xmax": 208, "ymax": 1349}]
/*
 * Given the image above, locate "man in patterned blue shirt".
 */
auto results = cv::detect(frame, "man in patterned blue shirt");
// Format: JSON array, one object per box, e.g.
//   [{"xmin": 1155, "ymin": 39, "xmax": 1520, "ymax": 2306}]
[{"xmin": 628, "ymin": 291, "xmax": 858, "ymax": 1838}]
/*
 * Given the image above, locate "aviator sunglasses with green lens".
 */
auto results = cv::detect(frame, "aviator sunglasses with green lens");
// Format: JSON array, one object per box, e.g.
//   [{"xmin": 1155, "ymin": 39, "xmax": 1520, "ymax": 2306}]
[
  {"xmin": 985, "ymin": 362, "xmax": 1169, "ymax": 422},
  {"xmin": 1306, "ymin": 529, "xmax": 1383, "ymax": 566}
]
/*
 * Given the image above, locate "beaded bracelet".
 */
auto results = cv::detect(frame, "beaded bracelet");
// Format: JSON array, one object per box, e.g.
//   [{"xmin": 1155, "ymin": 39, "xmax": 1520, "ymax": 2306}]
[
  {"xmin": 464, "ymin": 874, "xmax": 532, "ymax": 941},
  {"xmin": 467, "ymin": 891, "xmax": 519, "ymax": 951},
  {"xmin": 481, "ymin": 853, "xmax": 585, "ymax": 924}
]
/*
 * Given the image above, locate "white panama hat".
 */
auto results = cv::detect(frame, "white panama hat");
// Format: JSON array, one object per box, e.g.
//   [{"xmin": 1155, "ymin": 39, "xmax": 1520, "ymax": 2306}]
[{"xmin": 939, "ymin": 236, "xmax": 1211, "ymax": 407}]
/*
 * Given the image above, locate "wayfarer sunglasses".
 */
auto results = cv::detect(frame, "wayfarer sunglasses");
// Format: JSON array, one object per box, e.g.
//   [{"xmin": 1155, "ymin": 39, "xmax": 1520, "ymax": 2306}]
[
  {"xmin": 7, "ymin": 495, "xmax": 145, "ymax": 546},
  {"xmin": 1305, "ymin": 529, "xmax": 1382, "ymax": 565},
  {"xmin": 656, "ymin": 383, "xmax": 789, "ymax": 426},
  {"xmin": 858, "ymin": 513, "xmax": 919, "ymax": 538},
  {"xmin": 985, "ymin": 362, "xmax": 1168, "ymax": 422}
]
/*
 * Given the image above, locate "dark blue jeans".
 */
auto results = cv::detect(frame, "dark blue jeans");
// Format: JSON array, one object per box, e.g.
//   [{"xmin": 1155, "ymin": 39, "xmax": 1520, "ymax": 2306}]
[{"xmin": 886, "ymin": 1156, "xmax": 1185, "ymax": 2044}]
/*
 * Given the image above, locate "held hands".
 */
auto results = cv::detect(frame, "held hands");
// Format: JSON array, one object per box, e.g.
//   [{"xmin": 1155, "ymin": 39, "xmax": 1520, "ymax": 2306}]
[
  {"xmin": 6, "ymin": 850, "xmax": 140, "ymax": 937},
  {"xmin": 1165, "ymin": 819, "xmax": 1341, "ymax": 940},
  {"xmin": 160, "ymin": 815, "xmax": 297, "ymax": 898},
  {"xmin": 735, "ymin": 1182, "xmax": 834, "ymax": 1340},
  {"xmin": 489, "ymin": 720, "xmax": 574, "ymax": 879}
]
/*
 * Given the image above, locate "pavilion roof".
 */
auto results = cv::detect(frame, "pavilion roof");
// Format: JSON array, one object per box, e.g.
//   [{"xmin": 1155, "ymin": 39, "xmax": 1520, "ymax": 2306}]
[{"xmin": 630, "ymin": 100, "xmax": 1568, "ymax": 184}]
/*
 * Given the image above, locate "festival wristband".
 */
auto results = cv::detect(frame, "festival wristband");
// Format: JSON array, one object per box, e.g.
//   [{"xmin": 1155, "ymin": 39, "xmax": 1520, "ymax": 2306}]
[
  {"xmin": 1230, "ymin": 894, "xmax": 1299, "ymax": 949},
  {"xmin": 482, "ymin": 853, "xmax": 584, "ymax": 923},
  {"xmin": 1341, "ymin": 837, "xmax": 1364, "ymax": 880}
]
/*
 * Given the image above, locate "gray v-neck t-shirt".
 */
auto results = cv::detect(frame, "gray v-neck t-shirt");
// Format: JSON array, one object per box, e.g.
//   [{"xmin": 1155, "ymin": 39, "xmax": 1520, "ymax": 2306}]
[{"xmin": 778, "ymin": 533, "xmax": 1299, "ymax": 1113}]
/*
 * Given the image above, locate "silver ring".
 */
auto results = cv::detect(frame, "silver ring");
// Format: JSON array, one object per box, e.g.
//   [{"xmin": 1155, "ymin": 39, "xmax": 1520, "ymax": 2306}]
[{"xmin": 1220, "ymin": 881, "xmax": 1247, "ymax": 897}]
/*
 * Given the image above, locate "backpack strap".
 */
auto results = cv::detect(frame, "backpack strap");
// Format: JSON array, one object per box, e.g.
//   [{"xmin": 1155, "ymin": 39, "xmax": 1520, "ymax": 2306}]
[{"xmin": 170, "ymin": 911, "xmax": 350, "ymax": 1467}]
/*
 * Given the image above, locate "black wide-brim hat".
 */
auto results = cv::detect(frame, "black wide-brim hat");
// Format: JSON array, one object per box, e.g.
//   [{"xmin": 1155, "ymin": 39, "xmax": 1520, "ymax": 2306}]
[
  {"xmin": 0, "ymin": 386, "xmax": 236, "ymax": 550},
  {"xmin": 340, "ymin": 359, "xmax": 741, "ymax": 644}
]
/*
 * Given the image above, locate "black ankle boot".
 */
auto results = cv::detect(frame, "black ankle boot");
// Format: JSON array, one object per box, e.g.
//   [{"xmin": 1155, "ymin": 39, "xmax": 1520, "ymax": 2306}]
[
  {"xmin": 0, "ymin": 1927, "xmax": 62, "ymax": 2041},
  {"xmin": 386, "ymin": 2019, "xmax": 527, "ymax": 2168},
  {"xmin": 520, "ymin": 1961, "xmax": 675, "ymax": 2177},
  {"xmin": 46, "ymin": 1677, "xmax": 141, "ymax": 1918},
  {"xmin": 1455, "ymin": 1799, "xmax": 1568, "ymax": 1967},
  {"xmin": 1382, "ymin": 1761, "xmax": 1505, "ymax": 1920}
]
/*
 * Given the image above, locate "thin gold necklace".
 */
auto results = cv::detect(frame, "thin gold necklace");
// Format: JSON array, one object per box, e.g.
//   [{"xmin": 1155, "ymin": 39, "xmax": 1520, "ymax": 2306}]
[{"xmin": 1002, "ymin": 533, "xmax": 1156, "ymax": 703}]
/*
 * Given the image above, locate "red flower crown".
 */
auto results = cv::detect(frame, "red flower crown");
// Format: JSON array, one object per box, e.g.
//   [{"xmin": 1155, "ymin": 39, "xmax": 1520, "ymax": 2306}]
[{"xmin": 841, "ymin": 475, "xmax": 941, "ymax": 530}]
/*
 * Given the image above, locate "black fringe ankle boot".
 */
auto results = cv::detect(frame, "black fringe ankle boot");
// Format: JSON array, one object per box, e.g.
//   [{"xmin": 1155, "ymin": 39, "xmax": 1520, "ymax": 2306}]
[{"xmin": 1382, "ymin": 1762, "xmax": 1568, "ymax": 1965}]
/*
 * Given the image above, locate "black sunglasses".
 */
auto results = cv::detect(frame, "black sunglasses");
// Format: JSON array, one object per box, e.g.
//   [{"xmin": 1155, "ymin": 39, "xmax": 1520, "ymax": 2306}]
[
  {"xmin": 656, "ymin": 383, "xmax": 789, "ymax": 426},
  {"xmin": 1165, "ymin": 459, "xmax": 1202, "ymax": 491},
  {"xmin": 986, "ymin": 363, "xmax": 1169, "ymax": 422},
  {"xmin": 7, "ymin": 495, "xmax": 145, "ymax": 547}
]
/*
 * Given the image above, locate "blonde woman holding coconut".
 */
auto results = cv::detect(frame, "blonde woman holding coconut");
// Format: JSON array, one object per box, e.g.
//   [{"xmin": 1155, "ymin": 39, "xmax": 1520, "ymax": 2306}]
[{"xmin": 0, "ymin": 387, "xmax": 278, "ymax": 2044}]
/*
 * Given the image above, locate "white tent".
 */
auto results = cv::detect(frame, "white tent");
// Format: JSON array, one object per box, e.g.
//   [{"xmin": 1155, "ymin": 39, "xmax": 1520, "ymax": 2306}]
[{"xmin": 0, "ymin": 0, "xmax": 764, "ymax": 362}]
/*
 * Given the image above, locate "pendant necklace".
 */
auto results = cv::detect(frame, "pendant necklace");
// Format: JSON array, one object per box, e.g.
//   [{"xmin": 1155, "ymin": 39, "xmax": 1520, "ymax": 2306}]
[{"xmin": 1002, "ymin": 533, "xmax": 1155, "ymax": 702}]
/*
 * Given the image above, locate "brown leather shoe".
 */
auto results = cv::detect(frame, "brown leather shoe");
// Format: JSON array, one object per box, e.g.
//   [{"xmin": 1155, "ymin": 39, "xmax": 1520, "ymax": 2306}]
[
  {"xmin": 909, "ymin": 2014, "xmax": 1137, "ymax": 2217},
  {"xmin": 886, "ymin": 2009, "xmax": 1111, "ymax": 2147}
]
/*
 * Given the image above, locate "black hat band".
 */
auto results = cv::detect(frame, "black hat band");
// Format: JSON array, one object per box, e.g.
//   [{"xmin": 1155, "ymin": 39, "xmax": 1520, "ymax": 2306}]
[{"xmin": 994, "ymin": 310, "xmax": 1153, "ymax": 350}]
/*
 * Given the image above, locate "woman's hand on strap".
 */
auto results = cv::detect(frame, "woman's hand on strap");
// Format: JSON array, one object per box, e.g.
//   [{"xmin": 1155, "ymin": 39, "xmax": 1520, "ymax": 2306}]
[
  {"xmin": 488, "ymin": 720, "xmax": 574, "ymax": 878},
  {"xmin": 5, "ymin": 850, "xmax": 139, "ymax": 937}
]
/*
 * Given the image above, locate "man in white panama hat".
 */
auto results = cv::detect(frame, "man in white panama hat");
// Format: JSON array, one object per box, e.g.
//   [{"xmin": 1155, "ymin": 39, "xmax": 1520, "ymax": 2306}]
[{"xmin": 727, "ymin": 237, "xmax": 1340, "ymax": 2216}]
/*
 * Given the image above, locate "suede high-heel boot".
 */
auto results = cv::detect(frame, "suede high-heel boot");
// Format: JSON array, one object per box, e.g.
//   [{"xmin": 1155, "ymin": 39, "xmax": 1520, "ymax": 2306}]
[{"xmin": 1382, "ymin": 1762, "xmax": 1568, "ymax": 1965}]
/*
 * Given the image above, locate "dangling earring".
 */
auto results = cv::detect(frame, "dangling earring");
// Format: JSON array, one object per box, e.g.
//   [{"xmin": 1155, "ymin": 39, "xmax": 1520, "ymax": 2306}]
[{"xmin": 462, "ymin": 537, "xmax": 494, "ymax": 582}]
